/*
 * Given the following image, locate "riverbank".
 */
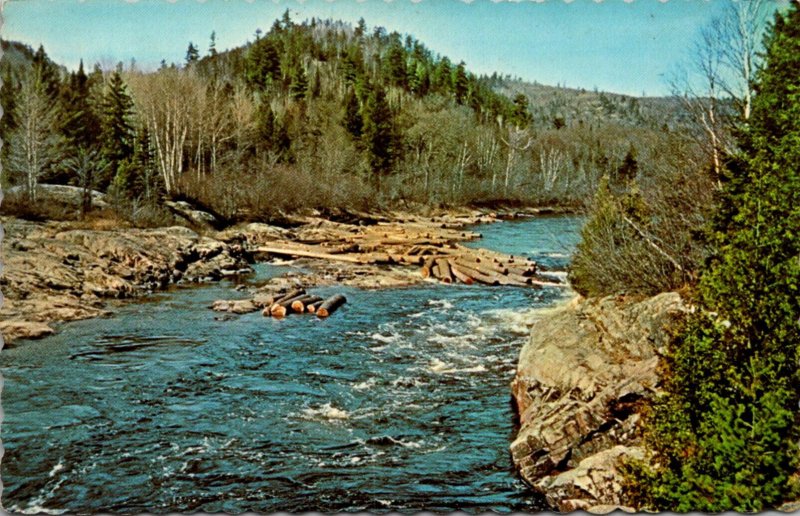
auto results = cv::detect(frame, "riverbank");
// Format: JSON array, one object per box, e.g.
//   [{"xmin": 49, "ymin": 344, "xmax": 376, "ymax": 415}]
[
  {"xmin": 510, "ymin": 293, "xmax": 688, "ymax": 512},
  {"xmin": 0, "ymin": 206, "xmax": 562, "ymax": 345},
  {"xmin": 1, "ymin": 212, "xmax": 582, "ymax": 514}
]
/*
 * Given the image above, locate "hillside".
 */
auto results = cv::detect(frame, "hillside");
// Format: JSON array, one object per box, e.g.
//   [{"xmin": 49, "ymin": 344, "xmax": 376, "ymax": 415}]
[
  {"xmin": 1, "ymin": 14, "xmax": 694, "ymax": 225},
  {"xmin": 495, "ymin": 79, "xmax": 689, "ymax": 130}
]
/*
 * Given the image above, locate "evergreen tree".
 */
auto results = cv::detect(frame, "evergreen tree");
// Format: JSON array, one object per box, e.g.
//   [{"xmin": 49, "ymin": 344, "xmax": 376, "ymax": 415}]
[
  {"xmin": 385, "ymin": 42, "xmax": 407, "ymax": 89},
  {"xmin": 616, "ymin": 145, "xmax": 638, "ymax": 184},
  {"xmin": 99, "ymin": 70, "xmax": 135, "ymax": 190},
  {"xmin": 431, "ymin": 57, "xmax": 452, "ymax": 95},
  {"xmin": 355, "ymin": 18, "xmax": 367, "ymax": 41},
  {"xmin": 185, "ymin": 42, "xmax": 199, "ymax": 65},
  {"xmin": 32, "ymin": 44, "xmax": 60, "ymax": 97},
  {"xmin": 630, "ymin": 4, "xmax": 800, "ymax": 511},
  {"xmin": 510, "ymin": 93, "xmax": 531, "ymax": 128},
  {"xmin": 61, "ymin": 60, "xmax": 102, "ymax": 149},
  {"xmin": 361, "ymin": 84, "xmax": 397, "ymax": 185},
  {"xmin": 209, "ymin": 31, "xmax": 218, "ymax": 57},
  {"xmin": 343, "ymin": 87, "xmax": 362, "ymax": 140},
  {"xmin": 255, "ymin": 97, "xmax": 277, "ymax": 150},
  {"xmin": 281, "ymin": 8, "xmax": 293, "ymax": 30},
  {"xmin": 289, "ymin": 66, "xmax": 308, "ymax": 100},
  {"xmin": 246, "ymin": 38, "xmax": 281, "ymax": 91},
  {"xmin": 452, "ymin": 61, "xmax": 469, "ymax": 105}
]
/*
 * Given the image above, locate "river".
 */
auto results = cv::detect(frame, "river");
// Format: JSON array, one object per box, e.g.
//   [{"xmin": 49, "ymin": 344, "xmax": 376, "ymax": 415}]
[{"xmin": 0, "ymin": 215, "xmax": 583, "ymax": 513}]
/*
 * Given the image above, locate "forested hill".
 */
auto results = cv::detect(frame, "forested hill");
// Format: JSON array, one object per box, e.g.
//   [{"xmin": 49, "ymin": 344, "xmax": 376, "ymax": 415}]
[{"xmin": 1, "ymin": 13, "xmax": 690, "ymax": 225}]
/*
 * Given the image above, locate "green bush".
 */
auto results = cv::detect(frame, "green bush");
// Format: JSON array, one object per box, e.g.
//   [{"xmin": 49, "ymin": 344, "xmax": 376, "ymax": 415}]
[{"xmin": 629, "ymin": 5, "xmax": 800, "ymax": 511}]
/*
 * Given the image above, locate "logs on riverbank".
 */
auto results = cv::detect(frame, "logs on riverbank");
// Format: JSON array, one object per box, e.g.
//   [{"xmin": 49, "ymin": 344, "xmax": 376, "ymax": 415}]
[{"xmin": 253, "ymin": 217, "xmax": 568, "ymax": 290}]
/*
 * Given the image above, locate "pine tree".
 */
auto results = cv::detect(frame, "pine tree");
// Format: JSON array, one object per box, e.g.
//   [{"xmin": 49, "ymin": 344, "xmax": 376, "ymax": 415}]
[
  {"xmin": 510, "ymin": 93, "xmax": 531, "ymax": 128},
  {"xmin": 289, "ymin": 66, "xmax": 308, "ymax": 100},
  {"xmin": 99, "ymin": 70, "xmax": 135, "ymax": 190},
  {"xmin": 361, "ymin": 84, "xmax": 397, "ymax": 186},
  {"xmin": 61, "ymin": 60, "xmax": 101, "ymax": 149},
  {"xmin": 617, "ymin": 145, "xmax": 638, "ymax": 184},
  {"xmin": 631, "ymin": 4, "xmax": 800, "ymax": 511},
  {"xmin": 208, "ymin": 31, "xmax": 218, "ymax": 57},
  {"xmin": 255, "ymin": 97, "xmax": 277, "ymax": 150},
  {"xmin": 246, "ymin": 38, "xmax": 280, "ymax": 91},
  {"xmin": 343, "ymin": 87, "xmax": 362, "ymax": 140},
  {"xmin": 32, "ymin": 44, "xmax": 60, "ymax": 97},
  {"xmin": 185, "ymin": 42, "xmax": 199, "ymax": 66},
  {"xmin": 385, "ymin": 42, "xmax": 407, "ymax": 89},
  {"xmin": 452, "ymin": 61, "xmax": 469, "ymax": 105}
]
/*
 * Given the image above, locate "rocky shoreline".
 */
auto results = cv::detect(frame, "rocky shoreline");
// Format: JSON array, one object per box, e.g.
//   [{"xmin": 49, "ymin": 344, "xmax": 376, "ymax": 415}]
[
  {"xmin": 509, "ymin": 293, "xmax": 688, "ymax": 512},
  {"xmin": 0, "ymin": 217, "xmax": 251, "ymax": 344},
  {"xmin": 0, "ymin": 207, "xmax": 554, "ymax": 345}
]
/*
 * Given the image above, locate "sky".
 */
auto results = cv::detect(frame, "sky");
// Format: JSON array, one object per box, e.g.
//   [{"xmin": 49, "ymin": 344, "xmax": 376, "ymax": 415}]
[{"xmin": 0, "ymin": 0, "xmax": 763, "ymax": 97}]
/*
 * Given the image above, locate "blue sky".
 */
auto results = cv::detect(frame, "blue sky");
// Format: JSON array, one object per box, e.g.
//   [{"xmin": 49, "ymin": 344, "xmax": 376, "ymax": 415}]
[{"xmin": 0, "ymin": 0, "xmax": 766, "ymax": 96}]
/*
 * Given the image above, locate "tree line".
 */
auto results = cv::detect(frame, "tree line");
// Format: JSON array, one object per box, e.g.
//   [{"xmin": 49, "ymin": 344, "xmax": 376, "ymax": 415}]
[{"xmin": 1, "ymin": 12, "xmax": 682, "ymax": 225}]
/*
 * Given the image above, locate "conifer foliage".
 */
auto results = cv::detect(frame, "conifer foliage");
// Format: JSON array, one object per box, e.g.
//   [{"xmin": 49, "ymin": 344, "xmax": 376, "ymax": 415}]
[{"xmin": 629, "ymin": 4, "xmax": 800, "ymax": 511}]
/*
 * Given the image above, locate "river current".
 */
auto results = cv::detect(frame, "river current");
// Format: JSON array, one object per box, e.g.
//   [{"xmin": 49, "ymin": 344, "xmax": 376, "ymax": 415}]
[{"xmin": 1, "ymin": 215, "xmax": 582, "ymax": 513}]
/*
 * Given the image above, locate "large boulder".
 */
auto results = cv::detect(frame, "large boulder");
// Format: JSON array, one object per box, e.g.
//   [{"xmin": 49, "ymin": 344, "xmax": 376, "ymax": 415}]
[
  {"xmin": 164, "ymin": 200, "xmax": 218, "ymax": 228},
  {"xmin": 5, "ymin": 184, "xmax": 109, "ymax": 208},
  {"xmin": 510, "ymin": 293, "xmax": 687, "ymax": 512}
]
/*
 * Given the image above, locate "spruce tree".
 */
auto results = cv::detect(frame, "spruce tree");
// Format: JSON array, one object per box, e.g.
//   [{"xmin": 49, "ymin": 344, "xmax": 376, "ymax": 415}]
[
  {"xmin": 510, "ymin": 93, "xmax": 531, "ymax": 128},
  {"xmin": 289, "ymin": 66, "xmax": 308, "ymax": 100},
  {"xmin": 385, "ymin": 42, "xmax": 407, "ymax": 89},
  {"xmin": 99, "ymin": 70, "xmax": 135, "ymax": 190},
  {"xmin": 452, "ymin": 61, "xmax": 469, "ymax": 105},
  {"xmin": 361, "ymin": 84, "xmax": 396, "ymax": 187},
  {"xmin": 208, "ymin": 31, "xmax": 218, "ymax": 57},
  {"xmin": 185, "ymin": 42, "xmax": 199, "ymax": 66},
  {"xmin": 61, "ymin": 60, "xmax": 101, "ymax": 149},
  {"xmin": 631, "ymin": 4, "xmax": 800, "ymax": 511},
  {"xmin": 343, "ymin": 87, "xmax": 363, "ymax": 140},
  {"xmin": 32, "ymin": 44, "xmax": 60, "ymax": 97}
]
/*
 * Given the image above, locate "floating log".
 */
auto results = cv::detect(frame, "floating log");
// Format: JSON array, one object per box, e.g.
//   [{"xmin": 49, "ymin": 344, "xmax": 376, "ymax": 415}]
[
  {"xmin": 262, "ymin": 289, "xmax": 304, "ymax": 316},
  {"xmin": 316, "ymin": 294, "xmax": 347, "ymax": 318},
  {"xmin": 272, "ymin": 288, "xmax": 305, "ymax": 306},
  {"xmin": 475, "ymin": 260, "xmax": 509, "ymax": 275},
  {"xmin": 529, "ymin": 278, "xmax": 570, "ymax": 288},
  {"xmin": 307, "ymin": 300, "xmax": 324, "ymax": 313},
  {"xmin": 435, "ymin": 258, "xmax": 454, "ymax": 283},
  {"xmin": 291, "ymin": 295, "xmax": 323, "ymax": 313},
  {"xmin": 270, "ymin": 292, "xmax": 309, "ymax": 317}
]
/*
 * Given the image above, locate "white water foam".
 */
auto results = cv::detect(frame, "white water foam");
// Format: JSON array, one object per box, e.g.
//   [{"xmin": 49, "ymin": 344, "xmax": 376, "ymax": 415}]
[
  {"xmin": 353, "ymin": 378, "xmax": 377, "ymax": 390},
  {"xmin": 48, "ymin": 460, "xmax": 65, "ymax": 477},
  {"xmin": 428, "ymin": 358, "xmax": 486, "ymax": 374},
  {"xmin": 301, "ymin": 402, "xmax": 350, "ymax": 420},
  {"xmin": 427, "ymin": 299, "xmax": 455, "ymax": 310}
]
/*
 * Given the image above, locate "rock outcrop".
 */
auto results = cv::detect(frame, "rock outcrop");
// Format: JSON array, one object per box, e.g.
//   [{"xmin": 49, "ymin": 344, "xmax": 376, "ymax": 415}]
[
  {"xmin": 0, "ymin": 218, "xmax": 250, "ymax": 345},
  {"xmin": 510, "ymin": 293, "xmax": 687, "ymax": 512}
]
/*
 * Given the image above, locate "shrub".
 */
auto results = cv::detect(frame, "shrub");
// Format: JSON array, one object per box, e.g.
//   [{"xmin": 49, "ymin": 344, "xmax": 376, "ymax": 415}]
[{"xmin": 628, "ymin": 5, "xmax": 800, "ymax": 511}]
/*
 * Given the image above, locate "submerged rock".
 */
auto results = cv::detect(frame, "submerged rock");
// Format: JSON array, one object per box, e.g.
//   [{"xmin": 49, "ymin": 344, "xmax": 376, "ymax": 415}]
[{"xmin": 510, "ymin": 293, "xmax": 687, "ymax": 512}]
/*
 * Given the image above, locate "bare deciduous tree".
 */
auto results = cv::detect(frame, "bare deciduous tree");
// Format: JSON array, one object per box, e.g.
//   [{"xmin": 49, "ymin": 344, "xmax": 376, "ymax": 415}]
[
  {"xmin": 500, "ymin": 126, "xmax": 532, "ymax": 195},
  {"xmin": 7, "ymin": 71, "xmax": 62, "ymax": 202},
  {"xmin": 669, "ymin": 0, "xmax": 771, "ymax": 179}
]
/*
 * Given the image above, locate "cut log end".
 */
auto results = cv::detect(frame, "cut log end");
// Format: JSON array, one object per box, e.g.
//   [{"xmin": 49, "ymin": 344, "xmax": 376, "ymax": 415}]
[{"xmin": 316, "ymin": 294, "xmax": 347, "ymax": 319}]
